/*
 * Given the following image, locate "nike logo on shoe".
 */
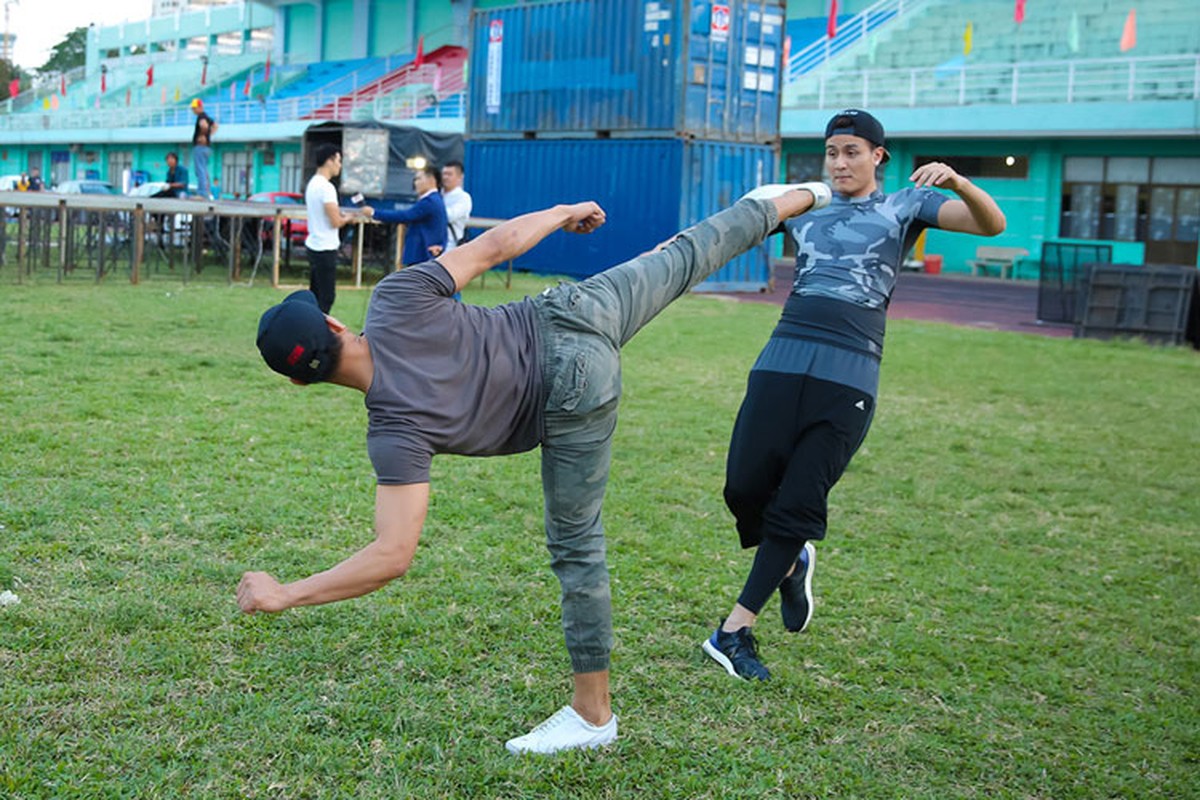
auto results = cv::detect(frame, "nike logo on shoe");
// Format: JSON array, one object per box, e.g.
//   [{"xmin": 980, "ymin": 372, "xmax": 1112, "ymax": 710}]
[{"xmin": 855, "ymin": 400, "xmax": 866, "ymax": 410}]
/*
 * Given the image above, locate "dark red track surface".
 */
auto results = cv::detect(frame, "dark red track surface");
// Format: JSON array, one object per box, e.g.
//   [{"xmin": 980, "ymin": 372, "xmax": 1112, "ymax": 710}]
[{"xmin": 723, "ymin": 261, "xmax": 1073, "ymax": 338}]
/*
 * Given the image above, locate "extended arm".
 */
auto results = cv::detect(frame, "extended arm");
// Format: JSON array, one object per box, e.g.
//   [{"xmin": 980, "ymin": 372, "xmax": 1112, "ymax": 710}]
[
  {"xmin": 910, "ymin": 161, "xmax": 1006, "ymax": 237},
  {"xmin": 236, "ymin": 482, "xmax": 428, "ymax": 612},
  {"xmin": 324, "ymin": 201, "xmax": 375, "ymax": 229},
  {"xmin": 437, "ymin": 202, "xmax": 606, "ymax": 292},
  {"xmin": 372, "ymin": 195, "xmax": 434, "ymax": 225}
]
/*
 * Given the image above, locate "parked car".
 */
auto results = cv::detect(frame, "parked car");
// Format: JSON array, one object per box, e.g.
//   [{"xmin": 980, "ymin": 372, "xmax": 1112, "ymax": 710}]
[{"xmin": 247, "ymin": 191, "xmax": 308, "ymax": 245}]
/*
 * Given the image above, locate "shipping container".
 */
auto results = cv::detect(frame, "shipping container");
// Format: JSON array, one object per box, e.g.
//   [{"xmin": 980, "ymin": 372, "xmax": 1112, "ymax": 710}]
[
  {"xmin": 464, "ymin": 137, "xmax": 777, "ymax": 290},
  {"xmin": 468, "ymin": 0, "xmax": 785, "ymax": 142}
]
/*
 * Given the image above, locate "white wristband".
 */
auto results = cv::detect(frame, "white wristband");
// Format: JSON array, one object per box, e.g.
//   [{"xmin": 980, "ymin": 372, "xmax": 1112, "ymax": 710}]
[{"xmin": 797, "ymin": 181, "xmax": 832, "ymax": 210}]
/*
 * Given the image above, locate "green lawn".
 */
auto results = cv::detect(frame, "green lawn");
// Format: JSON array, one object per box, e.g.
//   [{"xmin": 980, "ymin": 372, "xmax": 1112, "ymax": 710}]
[{"xmin": 1, "ymin": 277, "xmax": 1197, "ymax": 799}]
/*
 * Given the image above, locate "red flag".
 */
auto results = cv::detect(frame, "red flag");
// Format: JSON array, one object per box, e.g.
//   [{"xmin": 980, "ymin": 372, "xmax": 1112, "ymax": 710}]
[
  {"xmin": 7, "ymin": 78, "xmax": 18, "ymax": 99},
  {"xmin": 126, "ymin": 87, "xmax": 132, "ymax": 106},
  {"xmin": 264, "ymin": 52, "xmax": 271, "ymax": 82},
  {"xmin": 1014, "ymin": 0, "xmax": 1026, "ymax": 24},
  {"xmin": 243, "ymin": 72, "xmax": 252, "ymax": 96},
  {"xmin": 1119, "ymin": 9, "xmax": 1137, "ymax": 51},
  {"xmin": 60, "ymin": 75, "xmax": 66, "ymax": 96},
  {"xmin": 146, "ymin": 64, "xmax": 154, "ymax": 87},
  {"xmin": 414, "ymin": 35, "xmax": 425, "ymax": 67},
  {"xmin": 201, "ymin": 61, "xmax": 207, "ymax": 86},
  {"xmin": 827, "ymin": 0, "xmax": 839, "ymax": 38},
  {"xmin": 100, "ymin": 72, "xmax": 106, "ymax": 93}
]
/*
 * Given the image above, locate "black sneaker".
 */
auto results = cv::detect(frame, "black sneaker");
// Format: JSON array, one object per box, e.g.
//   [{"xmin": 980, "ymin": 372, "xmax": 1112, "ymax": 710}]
[
  {"xmin": 779, "ymin": 542, "xmax": 816, "ymax": 633},
  {"xmin": 702, "ymin": 622, "xmax": 770, "ymax": 681}
]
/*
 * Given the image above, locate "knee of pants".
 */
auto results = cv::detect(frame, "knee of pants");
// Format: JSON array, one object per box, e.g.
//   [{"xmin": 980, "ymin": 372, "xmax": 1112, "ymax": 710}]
[{"xmin": 763, "ymin": 492, "xmax": 828, "ymax": 542}]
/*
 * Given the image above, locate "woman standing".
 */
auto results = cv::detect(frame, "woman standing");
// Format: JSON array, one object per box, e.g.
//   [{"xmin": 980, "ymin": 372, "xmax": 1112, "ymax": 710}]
[{"xmin": 704, "ymin": 109, "xmax": 1007, "ymax": 680}]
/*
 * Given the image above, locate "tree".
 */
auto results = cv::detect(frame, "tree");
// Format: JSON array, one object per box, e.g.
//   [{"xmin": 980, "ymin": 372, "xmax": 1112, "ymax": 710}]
[
  {"xmin": 0, "ymin": 58, "xmax": 27, "ymax": 88},
  {"xmin": 38, "ymin": 26, "xmax": 87, "ymax": 74}
]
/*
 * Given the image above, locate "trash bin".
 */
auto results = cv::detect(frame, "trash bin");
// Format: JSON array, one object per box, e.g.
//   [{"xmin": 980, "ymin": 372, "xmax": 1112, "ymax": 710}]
[{"xmin": 924, "ymin": 254, "xmax": 943, "ymax": 275}]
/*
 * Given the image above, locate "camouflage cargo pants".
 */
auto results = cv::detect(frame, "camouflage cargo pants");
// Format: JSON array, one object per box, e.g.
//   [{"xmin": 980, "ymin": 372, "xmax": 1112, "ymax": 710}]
[{"xmin": 530, "ymin": 197, "xmax": 780, "ymax": 673}]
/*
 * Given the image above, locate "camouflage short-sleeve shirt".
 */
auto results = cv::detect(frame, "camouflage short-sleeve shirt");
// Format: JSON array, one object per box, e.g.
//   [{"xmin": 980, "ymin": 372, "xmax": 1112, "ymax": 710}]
[
  {"xmin": 771, "ymin": 188, "xmax": 948, "ymax": 361},
  {"xmin": 787, "ymin": 188, "xmax": 947, "ymax": 308}
]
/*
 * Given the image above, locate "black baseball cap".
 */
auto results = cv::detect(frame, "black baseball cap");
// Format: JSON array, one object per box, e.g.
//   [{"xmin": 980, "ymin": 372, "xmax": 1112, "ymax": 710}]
[
  {"xmin": 825, "ymin": 109, "xmax": 891, "ymax": 163},
  {"xmin": 256, "ymin": 290, "xmax": 338, "ymax": 383}
]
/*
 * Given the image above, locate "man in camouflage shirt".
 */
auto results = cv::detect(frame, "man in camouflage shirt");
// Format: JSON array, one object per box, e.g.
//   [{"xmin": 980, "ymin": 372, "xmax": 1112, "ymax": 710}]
[{"xmin": 705, "ymin": 109, "xmax": 1008, "ymax": 681}]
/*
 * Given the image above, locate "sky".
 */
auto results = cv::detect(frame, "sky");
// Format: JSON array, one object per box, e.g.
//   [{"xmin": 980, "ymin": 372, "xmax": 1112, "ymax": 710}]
[{"xmin": 8, "ymin": 0, "xmax": 154, "ymax": 70}]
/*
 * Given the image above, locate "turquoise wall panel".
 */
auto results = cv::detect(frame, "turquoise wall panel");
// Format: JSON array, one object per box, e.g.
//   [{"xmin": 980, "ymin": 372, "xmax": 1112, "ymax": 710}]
[
  {"xmin": 286, "ymin": 4, "xmax": 319, "ymax": 64},
  {"xmin": 323, "ymin": 0, "xmax": 357, "ymax": 61}
]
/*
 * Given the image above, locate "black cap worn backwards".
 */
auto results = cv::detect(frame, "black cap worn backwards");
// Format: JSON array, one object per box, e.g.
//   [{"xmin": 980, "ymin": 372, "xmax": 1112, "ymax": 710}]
[
  {"xmin": 256, "ymin": 290, "xmax": 338, "ymax": 383},
  {"xmin": 825, "ymin": 108, "xmax": 891, "ymax": 163}
]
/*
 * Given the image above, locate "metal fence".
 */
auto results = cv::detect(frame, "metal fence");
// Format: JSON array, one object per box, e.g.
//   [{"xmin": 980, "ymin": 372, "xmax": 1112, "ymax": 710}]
[
  {"xmin": 0, "ymin": 191, "xmax": 371, "ymax": 288},
  {"xmin": 787, "ymin": 53, "xmax": 1200, "ymax": 109},
  {"xmin": 0, "ymin": 191, "xmax": 508, "ymax": 289}
]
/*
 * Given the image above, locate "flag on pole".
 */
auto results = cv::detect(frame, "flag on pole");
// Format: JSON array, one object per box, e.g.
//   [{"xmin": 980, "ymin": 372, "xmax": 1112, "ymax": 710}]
[
  {"xmin": 100, "ymin": 72, "xmax": 106, "ymax": 93},
  {"xmin": 827, "ymin": 0, "xmax": 839, "ymax": 39},
  {"xmin": 146, "ymin": 64, "xmax": 154, "ymax": 88},
  {"xmin": 8, "ymin": 78, "xmax": 18, "ymax": 99},
  {"xmin": 1068, "ymin": 11, "xmax": 1080, "ymax": 53},
  {"xmin": 125, "ymin": 87, "xmax": 132, "ymax": 106},
  {"xmin": 243, "ymin": 71, "xmax": 252, "ymax": 97},
  {"xmin": 264, "ymin": 52, "xmax": 271, "ymax": 82},
  {"xmin": 42, "ymin": 97, "xmax": 50, "ymax": 110},
  {"xmin": 50, "ymin": 94, "xmax": 59, "ymax": 110},
  {"xmin": 963, "ymin": 22, "xmax": 974, "ymax": 55},
  {"xmin": 161, "ymin": 86, "xmax": 167, "ymax": 104},
  {"xmin": 174, "ymin": 86, "xmax": 181, "ymax": 102},
  {"xmin": 1119, "ymin": 8, "xmax": 1136, "ymax": 51},
  {"xmin": 201, "ymin": 61, "xmax": 208, "ymax": 85},
  {"xmin": 1014, "ymin": 0, "xmax": 1026, "ymax": 24},
  {"xmin": 60, "ymin": 75, "xmax": 67, "ymax": 96},
  {"xmin": 414, "ymin": 35, "xmax": 425, "ymax": 67}
]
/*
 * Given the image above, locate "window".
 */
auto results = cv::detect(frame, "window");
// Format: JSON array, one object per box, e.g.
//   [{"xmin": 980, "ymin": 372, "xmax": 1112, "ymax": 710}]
[
  {"xmin": 221, "ymin": 150, "xmax": 255, "ymax": 199},
  {"xmin": 913, "ymin": 155, "xmax": 1029, "ymax": 179},
  {"xmin": 279, "ymin": 151, "xmax": 302, "ymax": 194},
  {"xmin": 108, "ymin": 150, "xmax": 133, "ymax": 189},
  {"xmin": 1060, "ymin": 156, "xmax": 1200, "ymax": 264}
]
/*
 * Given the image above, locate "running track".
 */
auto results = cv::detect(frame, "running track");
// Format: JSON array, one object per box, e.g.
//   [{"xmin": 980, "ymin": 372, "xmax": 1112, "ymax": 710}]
[{"xmin": 723, "ymin": 262, "xmax": 1074, "ymax": 338}]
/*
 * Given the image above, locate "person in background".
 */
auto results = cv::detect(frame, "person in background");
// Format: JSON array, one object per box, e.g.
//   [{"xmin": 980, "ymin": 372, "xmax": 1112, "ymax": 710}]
[
  {"xmin": 372, "ymin": 165, "xmax": 448, "ymax": 268},
  {"xmin": 26, "ymin": 167, "xmax": 43, "ymax": 192},
  {"xmin": 162, "ymin": 153, "xmax": 188, "ymax": 198},
  {"xmin": 441, "ymin": 160, "xmax": 472, "ymax": 254},
  {"xmin": 304, "ymin": 143, "xmax": 374, "ymax": 313},
  {"xmin": 190, "ymin": 99, "xmax": 217, "ymax": 200},
  {"xmin": 702, "ymin": 108, "xmax": 1007, "ymax": 682}
]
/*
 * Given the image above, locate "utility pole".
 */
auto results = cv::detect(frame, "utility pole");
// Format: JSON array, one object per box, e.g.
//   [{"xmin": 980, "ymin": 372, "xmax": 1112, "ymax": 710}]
[{"xmin": 2, "ymin": 0, "xmax": 18, "ymax": 65}]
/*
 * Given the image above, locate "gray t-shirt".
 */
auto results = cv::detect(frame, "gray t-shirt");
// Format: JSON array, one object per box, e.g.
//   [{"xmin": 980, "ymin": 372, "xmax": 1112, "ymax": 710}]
[{"xmin": 364, "ymin": 263, "xmax": 543, "ymax": 485}]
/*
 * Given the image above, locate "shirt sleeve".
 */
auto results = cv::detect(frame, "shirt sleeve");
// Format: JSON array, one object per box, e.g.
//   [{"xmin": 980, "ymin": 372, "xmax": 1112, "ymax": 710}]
[
  {"xmin": 321, "ymin": 180, "xmax": 338, "ymax": 205},
  {"xmin": 367, "ymin": 426, "xmax": 435, "ymax": 485},
  {"xmin": 914, "ymin": 188, "xmax": 950, "ymax": 227},
  {"xmin": 374, "ymin": 195, "xmax": 431, "ymax": 224}
]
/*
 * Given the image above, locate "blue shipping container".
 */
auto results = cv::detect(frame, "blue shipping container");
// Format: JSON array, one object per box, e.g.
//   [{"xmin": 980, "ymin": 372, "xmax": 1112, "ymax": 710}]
[
  {"xmin": 465, "ymin": 137, "xmax": 777, "ymax": 291},
  {"xmin": 468, "ymin": 0, "xmax": 785, "ymax": 142}
]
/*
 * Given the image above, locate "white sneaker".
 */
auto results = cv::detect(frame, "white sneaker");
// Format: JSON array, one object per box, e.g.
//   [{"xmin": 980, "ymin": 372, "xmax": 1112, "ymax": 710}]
[
  {"xmin": 505, "ymin": 705, "xmax": 618, "ymax": 755},
  {"xmin": 741, "ymin": 181, "xmax": 833, "ymax": 210}
]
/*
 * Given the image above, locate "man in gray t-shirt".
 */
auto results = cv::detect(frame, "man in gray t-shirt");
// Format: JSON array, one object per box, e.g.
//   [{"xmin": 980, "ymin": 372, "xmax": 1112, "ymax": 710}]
[{"xmin": 241, "ymin": 184, "xmax": 832, "ymax": 754}]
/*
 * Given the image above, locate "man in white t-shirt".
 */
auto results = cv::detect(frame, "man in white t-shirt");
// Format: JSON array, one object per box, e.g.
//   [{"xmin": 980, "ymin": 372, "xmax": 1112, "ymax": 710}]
[
  {"xmin": 441, "ymin": 160, "xmax": 472, "ymax": 254},
  {"xmin": 305, "ymin": 144, "xmax": 374, "ymax": 313}
]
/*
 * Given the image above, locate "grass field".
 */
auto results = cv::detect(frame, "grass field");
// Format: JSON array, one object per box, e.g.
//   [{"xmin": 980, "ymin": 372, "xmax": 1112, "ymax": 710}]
[{"xmin": 1, "ymin": 276, "xmax": 1197, "ymax": 799}]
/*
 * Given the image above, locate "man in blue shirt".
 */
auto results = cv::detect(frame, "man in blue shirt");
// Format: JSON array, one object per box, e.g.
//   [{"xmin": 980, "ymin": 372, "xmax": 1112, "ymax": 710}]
[{"xmin": 374, "ymin": 165, "xmax": 449, "ymax": 267}]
